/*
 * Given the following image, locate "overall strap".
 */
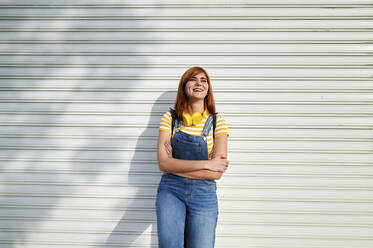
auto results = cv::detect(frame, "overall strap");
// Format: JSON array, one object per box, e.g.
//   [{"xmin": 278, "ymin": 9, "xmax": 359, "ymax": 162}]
[
  {"xmin": 170, "ymin": 109, "xmax": 179, "ymax": 136},
  {"xmin": 202, "ymin": 115, "xmax": 215, "ymax": 137},
  {"xmin": 171, "ymin": 116, "xmax": 175, "ymax": 136},
  {"xmin": 171, "ymin": 117, "xmax": 180, "ymax": 136},
  {"xmin": 213, "ymin": 114, "xmax": 216, "ymax": 138}
]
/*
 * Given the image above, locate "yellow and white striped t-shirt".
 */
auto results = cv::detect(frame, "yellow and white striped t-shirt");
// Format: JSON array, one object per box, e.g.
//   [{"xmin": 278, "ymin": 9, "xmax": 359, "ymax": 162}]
[{"xmin": 159, "ymin": 111, "xmax": 229, "ymax": 155}]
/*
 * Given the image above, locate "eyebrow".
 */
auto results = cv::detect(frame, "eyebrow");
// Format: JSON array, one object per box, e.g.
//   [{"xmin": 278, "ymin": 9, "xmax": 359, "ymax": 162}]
[{"xmin": 191, "ymin": 76, "xmax": 207, "ymax": 79}]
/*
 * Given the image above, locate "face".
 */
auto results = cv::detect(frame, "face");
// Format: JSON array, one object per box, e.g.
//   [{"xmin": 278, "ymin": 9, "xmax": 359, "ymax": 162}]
[{"xmin": 184, "ymin": 72, "xmax": 209, "ymax": 100}]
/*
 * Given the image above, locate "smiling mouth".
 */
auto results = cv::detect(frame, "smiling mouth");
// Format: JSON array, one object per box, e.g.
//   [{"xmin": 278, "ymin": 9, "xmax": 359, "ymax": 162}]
[{"xmin": 193, "ymin": 88, "xmax": 203, "ymax": 92}]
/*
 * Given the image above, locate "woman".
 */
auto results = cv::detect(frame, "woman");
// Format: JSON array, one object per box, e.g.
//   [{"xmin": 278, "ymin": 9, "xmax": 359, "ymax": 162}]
[{"xmin": 155, "ymin": 66, "xmax": 229, "ymax": 248}]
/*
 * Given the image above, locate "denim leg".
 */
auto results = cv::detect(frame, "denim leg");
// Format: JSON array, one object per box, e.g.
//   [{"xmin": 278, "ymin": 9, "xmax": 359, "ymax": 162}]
[
  {"xmin": 185, "ymin": 210, "xmax": 218, "ymax": 248},
  {"xmin": 185, "ymin": 181, "xmax": 218, "ymax": 248},
  {"xmin": 156, "ymin": 187, "xmax": 186, "ymax": 248}
]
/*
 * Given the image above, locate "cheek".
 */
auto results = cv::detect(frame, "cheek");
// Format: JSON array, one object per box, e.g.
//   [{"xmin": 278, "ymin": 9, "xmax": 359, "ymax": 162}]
[
  {"xmin": 185, "ymin": 83, "xmax": 193, "ymax": 94},
  {"xmin": 203, "ymin": 85, "xmax": 209, "ymax": 93},
  {"xmin": 186, "ymin": 86, "xmax": 192, "ymax": 94}
]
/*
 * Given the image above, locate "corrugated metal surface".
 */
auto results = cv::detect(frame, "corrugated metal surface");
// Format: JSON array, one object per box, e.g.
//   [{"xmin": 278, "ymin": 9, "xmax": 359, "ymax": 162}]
[{"xmin": 0, "ymin": 0, "xmax": 372, "ymax": 247}]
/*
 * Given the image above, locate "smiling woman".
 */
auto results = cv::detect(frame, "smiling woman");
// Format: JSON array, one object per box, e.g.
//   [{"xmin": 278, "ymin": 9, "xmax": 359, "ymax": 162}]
[{"xmin": 155, "ymin": 66, "xmax": 229, "ymax": 248}]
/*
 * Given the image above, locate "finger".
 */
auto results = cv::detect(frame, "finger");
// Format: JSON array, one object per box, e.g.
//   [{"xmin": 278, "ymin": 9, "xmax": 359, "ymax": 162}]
[
  {"xmin": 165, "ymin": 143, "xmax": 171, "ymax": 152},
  {"xmin": 165, "ymin": 147, "xmax": 171, "ymax": 155}
]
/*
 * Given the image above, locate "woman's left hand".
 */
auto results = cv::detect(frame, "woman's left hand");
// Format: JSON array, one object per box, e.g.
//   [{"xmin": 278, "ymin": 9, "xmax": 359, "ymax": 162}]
[{"xmin": 164, "ymin": 143, "xmax": 172, "ymax": 158}]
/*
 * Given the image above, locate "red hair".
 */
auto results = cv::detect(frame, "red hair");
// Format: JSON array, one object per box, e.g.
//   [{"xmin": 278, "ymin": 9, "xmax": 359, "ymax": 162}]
[{"xmin": 171, "ymin": 66, "xmax": 217, "ymax": 120}]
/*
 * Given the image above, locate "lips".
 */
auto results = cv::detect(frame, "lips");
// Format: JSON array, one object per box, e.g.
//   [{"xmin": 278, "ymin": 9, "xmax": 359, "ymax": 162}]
[{"xmin": 193, "ymin": 88, "xmax": 203, "ymax": 92}]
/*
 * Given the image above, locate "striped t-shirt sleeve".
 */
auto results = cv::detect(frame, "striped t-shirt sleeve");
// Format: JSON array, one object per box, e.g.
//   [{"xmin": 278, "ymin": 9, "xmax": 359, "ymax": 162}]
[
  {"xmin": 215, "ymin": 114, "xmax": 229, "ymax": 137},
  {"xmin": 159, "ymin": 111, "xmax": 172, "ymax": 133}
]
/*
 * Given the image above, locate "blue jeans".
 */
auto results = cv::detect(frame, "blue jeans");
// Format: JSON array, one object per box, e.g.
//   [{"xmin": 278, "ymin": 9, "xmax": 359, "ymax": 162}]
[
  {"xmin": 156, "ymin": 173, "xmax": 218, "ymax": 248},
  {"xmin": 156, "ymin": 115, "xmax": 218, "ymax": 247}
]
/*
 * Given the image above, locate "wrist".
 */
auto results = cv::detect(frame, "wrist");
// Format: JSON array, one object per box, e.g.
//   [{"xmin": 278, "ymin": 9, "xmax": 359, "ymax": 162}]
[{"xmin": 203, "ymin": 160, "xmax": 210, "ymax": 170}]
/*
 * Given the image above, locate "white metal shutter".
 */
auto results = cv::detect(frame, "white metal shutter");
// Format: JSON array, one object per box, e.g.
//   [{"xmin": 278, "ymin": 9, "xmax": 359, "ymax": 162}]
[{"xmin": 0, "ymin": 0, "xmax": 372, "ymax": 247}]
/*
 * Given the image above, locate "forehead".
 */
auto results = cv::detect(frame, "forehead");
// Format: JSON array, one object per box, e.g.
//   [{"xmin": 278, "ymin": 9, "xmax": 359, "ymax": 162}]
[{"xmin": 191, "ymin": 72, "xmax": 207, "ymax": 79}]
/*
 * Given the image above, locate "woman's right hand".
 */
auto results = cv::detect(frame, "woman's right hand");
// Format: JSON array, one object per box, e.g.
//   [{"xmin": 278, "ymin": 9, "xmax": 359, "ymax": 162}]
[{"xmin": 206, "ymin": 156, "xmax": 229, "ymax": 172}]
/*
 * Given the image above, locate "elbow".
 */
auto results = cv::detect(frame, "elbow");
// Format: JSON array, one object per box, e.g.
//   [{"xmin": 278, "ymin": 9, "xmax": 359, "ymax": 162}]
[
  {"xmin": 213, "ymin": 172, "xmax": 223, "ymax": 180},
  {"xmin": 158, "ymin": 158, "xmax": 170, "ymax": 172},
  {"xmin": 158, "ymin": 162, "xmax": 167, "ymax": 172}
]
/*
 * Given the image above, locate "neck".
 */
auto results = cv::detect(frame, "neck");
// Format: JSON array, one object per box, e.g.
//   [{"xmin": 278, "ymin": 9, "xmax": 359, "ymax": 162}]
[{"xmin": 187, "ymin": 99, "xmax": 204, "ymax": 114}]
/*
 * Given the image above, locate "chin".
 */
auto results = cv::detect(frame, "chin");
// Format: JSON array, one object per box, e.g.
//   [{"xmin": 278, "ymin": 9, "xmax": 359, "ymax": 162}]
[
  {"xmin": 188, "ymin": 94, "xmax": 207, "ymax": 100},
  {"xmin": 193, "ymin": 96, "xmax": 207, "ymax": 100}
]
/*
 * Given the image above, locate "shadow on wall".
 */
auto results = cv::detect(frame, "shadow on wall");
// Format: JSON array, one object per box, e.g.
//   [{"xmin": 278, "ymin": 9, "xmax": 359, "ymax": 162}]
[
  {"xmin": 102, "ymin": 91, "xmax": 175, "ymax": 247},
  {"xmin": 0, "ymin": 3, "xmax": 159, "ymax": 248}
]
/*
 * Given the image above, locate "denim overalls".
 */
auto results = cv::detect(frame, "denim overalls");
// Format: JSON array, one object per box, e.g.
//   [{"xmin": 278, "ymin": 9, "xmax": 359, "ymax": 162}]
[{"xmin": 156, "ymin": 115, "xmax": 218, "ymax": 248}]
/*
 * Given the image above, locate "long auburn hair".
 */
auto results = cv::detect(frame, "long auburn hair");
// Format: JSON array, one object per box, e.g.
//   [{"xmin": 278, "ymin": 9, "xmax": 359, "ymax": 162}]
[{"xmin": 171, "ymin": 66, "xmax": 217, "ymax": 120}]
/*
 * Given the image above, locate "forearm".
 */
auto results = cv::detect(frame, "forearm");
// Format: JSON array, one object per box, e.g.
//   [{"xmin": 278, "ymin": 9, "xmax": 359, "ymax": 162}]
[
  {"xmin": 174, "ymin": 170, "xmax": 222, "ymax": 180},
  {"xmin": 158, "ymin": 156, "xmax": 210, "ymax": 173}
]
